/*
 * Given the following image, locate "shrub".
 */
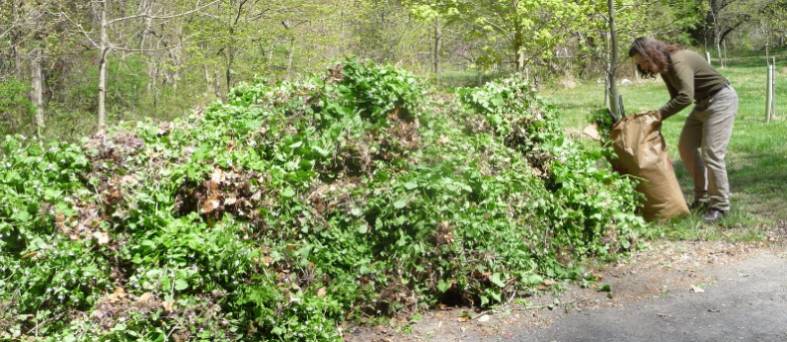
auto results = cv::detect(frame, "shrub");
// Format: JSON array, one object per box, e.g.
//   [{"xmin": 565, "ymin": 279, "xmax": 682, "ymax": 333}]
[
  {"xmin": 0, "ymin": 60, "xmax": 643, "ymax": 341},
  {"xmin": 0, "ymin": 79, "xmax": 34, "ymax": 135}
]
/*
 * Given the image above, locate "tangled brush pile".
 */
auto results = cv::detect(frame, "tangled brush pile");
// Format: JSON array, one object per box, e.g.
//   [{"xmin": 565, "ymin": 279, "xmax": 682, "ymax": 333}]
[{"xmin": 0, "ymin": 60, "xmax": 643, "ymax": 341}]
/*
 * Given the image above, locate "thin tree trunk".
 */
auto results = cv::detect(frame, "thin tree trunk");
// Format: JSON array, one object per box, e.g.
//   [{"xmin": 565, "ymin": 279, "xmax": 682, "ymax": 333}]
[
  {"xmin": 204, "ymin": 64, "xmax": 212, "ymax": 95},
  {"xmin": 339, "ymin": 8, "xmax": 347, "ymax": 57},
  {"xmin": 13, "ymin": 47, "xmax": 23, "ymax": 79},
  {"xmin": 147, "ymin": 62, "xmax": 156, "ymax": 93},
  {"xmin": 711, "ymin": 6, "xmax": 724, "ymax": 69},
  {"xmin": 512, "ymin": 0, "xmax": 524, "ymax": 71},
  {"xmin": 98, "ymin": 0, "xmax": 109, "ymax": 133},
  {"xmin": 765, "ymin": 22, "xmax": 771, "ymax": 59},
  {"xmin": 11, "ymin": 0, "xmax": 23, "ymax": 79},
  {"xmin": 98, "ymin": 49, "xmax": 109, "ymax": 133},
  {"xmin": 214, "ymin": 69, "xmax": 222, "ymax": 99},
  {"xmin": 171, "ymin": 24, "xmax": 184, "ymax": 90},
  {"xmin": 147, "ymin": 60, "xmax": 159, "ymax": 112},
  {"xmin": 716, "ymin": 35, "xmax": 724, "ymax": 68},
  {"xmin": 31, "ymin": 48, "xmax": 45, "ymax": 136},
  {"xmin": 286, "ymin": 36, "xmax": 295, "ymax": 79},
  {"xmin": 225, "ymin": 48, "xmax": 234, "ymax": 91},
  {"xmin": 433, "ymin": 17, "xmax": 442, "ymax": 76},
  {"xmin": 607, "ymin": 0, "xmax": 620, "ymax": 118},
  {"xmin": 225, "ymin": 0, "xmax": 248, "ymax": 91},
  {"xmin": 514, "ymin": 30, "xmax": 524, "ymax": 71}
]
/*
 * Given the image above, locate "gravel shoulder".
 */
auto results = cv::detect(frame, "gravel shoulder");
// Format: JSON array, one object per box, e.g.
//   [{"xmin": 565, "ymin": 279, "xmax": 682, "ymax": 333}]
[{"xmin": 345, "ymin": 240, "xmax": 787, "ymax": 342}]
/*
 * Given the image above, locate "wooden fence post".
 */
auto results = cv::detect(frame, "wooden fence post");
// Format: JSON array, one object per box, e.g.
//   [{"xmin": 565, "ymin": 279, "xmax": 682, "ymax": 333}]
[
  {"xmin": 767, "ymin": 58, "xmax": 775, "ymax": 122},
  {"xmin": 771, "ymin": 57, "xmax": 777, "ymax": 121}
]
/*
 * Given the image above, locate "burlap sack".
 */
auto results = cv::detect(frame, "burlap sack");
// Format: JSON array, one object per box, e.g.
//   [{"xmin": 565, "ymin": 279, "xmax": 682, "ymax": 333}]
[{"xmin": 610, "ymin": 111, "xmax": 689, "ymax": 221}]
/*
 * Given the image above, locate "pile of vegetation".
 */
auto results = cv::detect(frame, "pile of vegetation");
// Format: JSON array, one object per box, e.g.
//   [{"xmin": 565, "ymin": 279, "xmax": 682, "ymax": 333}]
[{"xmin": 0, "ymin": 60, "xmax": 644, "ymax": 340}]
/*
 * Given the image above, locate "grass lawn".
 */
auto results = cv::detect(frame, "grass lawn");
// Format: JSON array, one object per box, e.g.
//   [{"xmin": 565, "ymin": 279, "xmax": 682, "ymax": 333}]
[{"xmin": 543, "ymin": 53, "xmax": 787, "ymax": 242}]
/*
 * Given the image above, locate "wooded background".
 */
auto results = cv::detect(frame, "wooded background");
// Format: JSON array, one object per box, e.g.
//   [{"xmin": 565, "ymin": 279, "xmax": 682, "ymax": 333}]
[{"xmin": 2, "ymin": 0, "xmax": 785, "ymax": 139}]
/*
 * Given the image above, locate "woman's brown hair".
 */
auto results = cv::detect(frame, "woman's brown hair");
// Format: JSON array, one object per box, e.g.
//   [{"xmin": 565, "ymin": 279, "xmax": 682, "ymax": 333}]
[{"xmin": 628, "ymin": 37, "xmax": 682, "ymax": 76}]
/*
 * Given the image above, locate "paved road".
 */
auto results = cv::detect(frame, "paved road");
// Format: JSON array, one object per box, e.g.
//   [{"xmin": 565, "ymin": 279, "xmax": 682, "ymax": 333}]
[{"xmin": 516, "ymin": 252, "xmax": 787, "ymax": 342}]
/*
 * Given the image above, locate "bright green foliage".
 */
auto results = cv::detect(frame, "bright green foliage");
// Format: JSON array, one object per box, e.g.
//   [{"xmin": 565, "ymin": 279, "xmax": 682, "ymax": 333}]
[
  {"xmin": 0, "ymin": 79, "xmax": 34, "ymax": 133},
  {"xmin": 0, "ymin": 60, "xmax": 643, "ymax": 340},
  {"xmin": 405, "ymin": 0, "xmax": 593, "ymax": 70},
  {"xmin": 457, "ymin": 77, "xmax": 642, "ymax": 257}
]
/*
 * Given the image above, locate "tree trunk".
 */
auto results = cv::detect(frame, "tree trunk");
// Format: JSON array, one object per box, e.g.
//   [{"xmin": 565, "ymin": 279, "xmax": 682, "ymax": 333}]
[
  {"xmin": 715, "ymin": 34, "xmax": 724, "ymax": 68},
  {"xmin": 286, "ymin": 36, "xmax": 295, "ymax": 79},
  {"xmin": 204, "ymin": 64, "xmax": 212, "ymax": 95},
  {"xmin": 765, "ymin": 22, "xmax": 771, "ymax": 59},
  {"xmin": 511, "ymin": 0, "xmax": 524, "ymax": 71},
  {"xmin": 433, "ymin": 17, "xmax": 442, "ymax": 76},
  {"xmin": 98, "ymin": 0, "xmax": 109, "ymax": 134},
  {"xmin": 225, "ymin": 42, "xmax": 234, "ymax": 92},
  {"xmin": 31, "ymin": 48, "xmax": 45, "ymax": 136},
  {"xmin": 147, "ymin": 57, "xmax": 158, "ymax": 93},
  {"xmin": 710, "ymin": 3, "xmax": 724, "ymax": 69},
  {"xmin": 98, "ymin": 49, "xmax": 109, "ymax": 133},
  {"xmin": 11, "ymin": 0, "xmax": 23, "ymax": 79},
  {"xmin": 513, "ymin": 30, "xmax": 524, "ymax": 71},
  {"xmin": 214, "ymin": 69, "xmax": 222, "ymax": 99},
  {"xmin": 607, "ymin": 0, "xmax": 620, "ymax": 118},
  {"xmin": 147, "ymin": 60, "xmax": 159, "ymax": 112},
  {"xmin": 171, "ymin": 24, "xmax": 184, "ymax": 90}
]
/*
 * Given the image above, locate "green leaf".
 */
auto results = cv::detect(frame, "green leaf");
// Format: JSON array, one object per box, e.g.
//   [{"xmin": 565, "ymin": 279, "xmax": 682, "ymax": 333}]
[
  {"xmin": 43, "ymin": 188, "xmax": 61, "ymax": 201},
  {"xmin": 12, "ymin": 210, "xmax": 31, "ymax": 222},
  {"xmin": 523, "ymin": 273, "xmax": 544, "ymax": 286},
  {"xmin": 437, "ymin": 279, "xmax": 452, "ymax": 293},
  {"xmin": 350, "ymin": 207, "xmax": 364, "ymax": 217},
  {"xmin": 313, "ymin": 145, "xmax": 330, "ymax": 157},
  {"xmin": 393, "ymin": 198, "xmax": 407, "ymax": 209},
  {"xmin": 490, "ymin": 273, "xmax": 506, "ymax": 288},
  {"xmin": 488, "ymin": 289, "xmax": 502, "ymax": 303},
  {"xmin": 479, "ymin": 294, "xmax": 489, "ymax": 307},
  {"xmin": 174, "ymin": 279, "xmax": 189, "ymax": 291},
  {"xmin": 281, "ymin": 188, "xmax": 296, "ymax": 198}
]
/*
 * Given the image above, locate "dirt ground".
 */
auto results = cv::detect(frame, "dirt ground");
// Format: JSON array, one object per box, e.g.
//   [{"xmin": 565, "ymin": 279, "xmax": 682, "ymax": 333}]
[{"xmin": 344, "ymin": 232, "xmax": 787, "ymax": 342}]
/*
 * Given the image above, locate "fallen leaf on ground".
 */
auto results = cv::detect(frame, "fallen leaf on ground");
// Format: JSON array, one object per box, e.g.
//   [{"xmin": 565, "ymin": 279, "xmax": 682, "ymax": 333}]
[
  {"xmin": 690, "ymin": 285, "xmax": 705, "ymax": 293},
  {"xmin": 93, "ymin": 231, "xmax": 110, "ymax": 245}
]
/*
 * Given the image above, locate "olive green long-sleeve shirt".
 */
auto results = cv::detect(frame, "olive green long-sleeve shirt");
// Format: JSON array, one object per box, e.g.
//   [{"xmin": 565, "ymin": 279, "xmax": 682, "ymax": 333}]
[{"xmin": 659, "ymin": 50, "xmax": 729, "ymax": 119}]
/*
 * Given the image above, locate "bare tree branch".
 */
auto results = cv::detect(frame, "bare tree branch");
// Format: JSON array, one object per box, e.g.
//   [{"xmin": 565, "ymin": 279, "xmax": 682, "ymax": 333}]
[
  {"xmin": 109, "ymin": 44, "xmax": 172, "ymax": 53},
  {"xmin": 0, "ymin": 9, "xmax": 46, "ymax": 40},
  {"xmin": 233, "ymin": 0, "xmax": 250, "ymax": 26},
  {"xmin": 55, "ymin": 10, "xmax": 100, "ymax": 49},
  {"xmin": 107, "ymin": 0, "xmax": 220, "ymax": 25}
]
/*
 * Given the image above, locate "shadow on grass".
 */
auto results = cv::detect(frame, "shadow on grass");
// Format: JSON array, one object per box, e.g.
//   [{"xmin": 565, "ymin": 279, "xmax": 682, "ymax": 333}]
[{"xmin": 649, "ymin": 149, "xmax": 786, "ymax": 242}]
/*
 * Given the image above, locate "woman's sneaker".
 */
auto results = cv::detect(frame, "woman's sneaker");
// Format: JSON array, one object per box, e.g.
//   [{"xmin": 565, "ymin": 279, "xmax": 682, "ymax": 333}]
[
  {"xmin": 703, "ymin": 208, "xmax": 726, "ymax": 223},
  {"xmin": 690, "ymin": 199, "xmax": 709, "ymax": 212}
]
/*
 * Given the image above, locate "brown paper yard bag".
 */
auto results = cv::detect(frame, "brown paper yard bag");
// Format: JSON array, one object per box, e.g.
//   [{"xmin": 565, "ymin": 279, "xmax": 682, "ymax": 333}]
[{"xmin": 610, "ymin": 111, "xmax": 690, "ymax": 221}]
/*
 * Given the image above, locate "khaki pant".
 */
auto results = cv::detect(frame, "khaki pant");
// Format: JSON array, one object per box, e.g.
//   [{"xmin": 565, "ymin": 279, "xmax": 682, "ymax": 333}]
[{"xmin": 678, "ymin": 86, "xmax": 738, "ymax": 212}]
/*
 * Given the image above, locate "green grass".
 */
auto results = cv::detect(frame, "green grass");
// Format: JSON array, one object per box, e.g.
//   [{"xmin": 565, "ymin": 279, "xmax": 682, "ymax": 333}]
[{"xmin": 543, "ymin": 53, "xmax": 787, "ymax": 242}]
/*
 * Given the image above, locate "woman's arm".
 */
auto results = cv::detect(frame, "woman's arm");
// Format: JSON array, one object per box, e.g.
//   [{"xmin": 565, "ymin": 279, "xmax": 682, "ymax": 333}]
[{"xmin": 658, "ymin": 62, "xmax": 694, "ymax": 119}]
